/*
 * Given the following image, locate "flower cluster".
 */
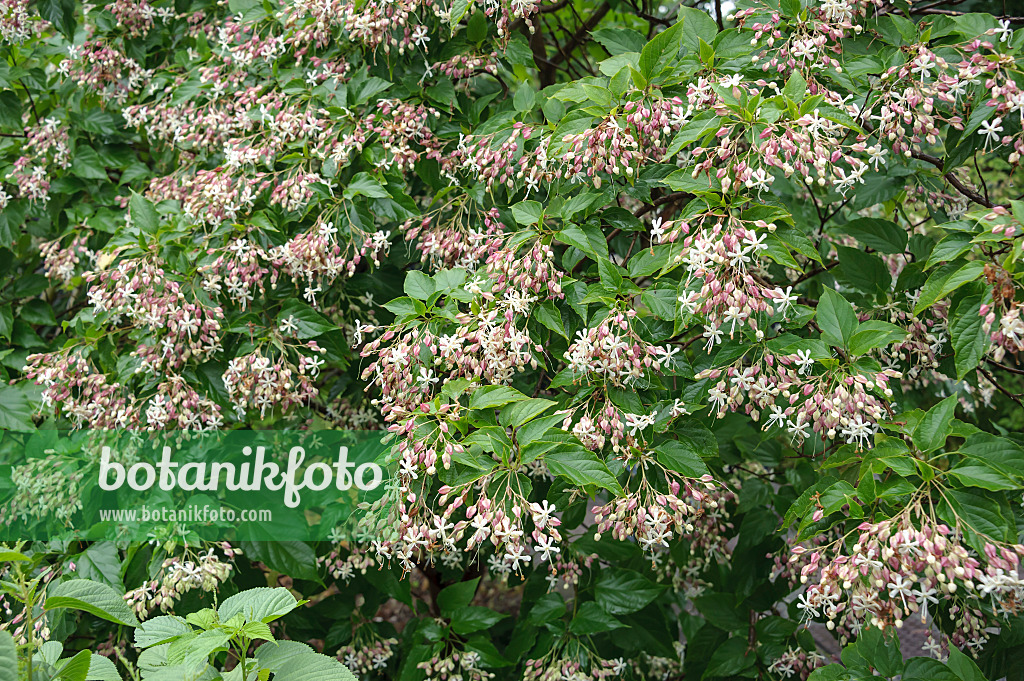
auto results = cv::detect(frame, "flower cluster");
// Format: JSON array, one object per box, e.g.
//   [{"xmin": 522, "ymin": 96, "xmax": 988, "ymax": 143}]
[
  {"xmin": 0, "ymin": 0, "xmax": 30, "ymax": 44},
  {"xmin": 123, "ymin": 544, "xmax": 240, "ymax": 618},
  {"xmin": 793, "ymin": 512, "xmax": 1024, "ymax": 654},
  {"xmin": 59, "ymin": 41, "xmax": 151, "ymax": 103},
  {"xmin": 39, "ymin": 232, "xmax": 94, "ymax": 285},
  {"xmin": 222, "ymin": 348, "xmax": 322, "ymax": 420},
  {"xmin": 419, "ymin": 649, "xmax": 495, "ymax": 681}
]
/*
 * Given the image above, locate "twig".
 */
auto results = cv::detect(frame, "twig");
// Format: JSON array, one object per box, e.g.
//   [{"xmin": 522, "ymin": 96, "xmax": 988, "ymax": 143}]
[
  {"xmin": 550, "ymin": 2, "xmax": 611, "ymax": 65},
  {"xmin": 633, "ymin": 190, "xmax": 692, "ymax": 218},
  {"xmin": 979, "ymin": 366, "xmax": 1024, "ymax": 407},
  {"xmin": 909, "ymin": 149, "xmax": 1004, "ymax": 209},
  {"xmin": 792, "ymin": 261, "xmax": 839, "ymax": 284}
]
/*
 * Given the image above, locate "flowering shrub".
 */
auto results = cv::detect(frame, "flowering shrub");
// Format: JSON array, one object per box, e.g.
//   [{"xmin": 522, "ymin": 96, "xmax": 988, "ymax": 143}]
[{"xmin": 3, "ymin": 0, "xmax": 1024, "ymax": 678}]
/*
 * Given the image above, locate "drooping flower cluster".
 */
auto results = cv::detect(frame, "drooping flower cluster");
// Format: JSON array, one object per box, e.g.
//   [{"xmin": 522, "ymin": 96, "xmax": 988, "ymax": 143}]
[
  {"xmin": 522, "ymin": 653, "xmax": 626, "ymax": 681},
  {"xmin": 123, "ymin": 544, "xmax": 241, "ymax": 618},
  {"xmin": 592, "ymin": 469, "xmax": 717, "ymax": 554},
  {"xmin": 793, "ymin": 512, "xmax": 1024, "ymax": 654},
  {"xmin": 419, "ymin": 649, "xmax": 495, "ymax": 681},
  {"xmin": 433, "ymin": 52, "xmax": 498, "ymax": 82},
  {"xmin": 0, "ymin": 0, "xmax": 31, "ymax": 44},
  {"xmin": 697, "ymin": 347, "xmax": 900, "ymax": 450},
  {"xmin": 222, "ymin": 348, "xmax": 322, "ymax": 420},
  {"xmin": 84, "ymin": 256, "xmax": 225, "ymax": 373},
  {"xmin": 59, "ymin": 41, "xmax": 151, "ymax": 103},
  {"xmin": 1, "ymin": 456, "xmax": 85, "ymax": 525},
  {"xmin": 39, "ymin": 232, "xmax": 94, "ymax": 286},
  {"xmin": 338, "ymin": 636, "xmax": 399, "ymax": 676}
]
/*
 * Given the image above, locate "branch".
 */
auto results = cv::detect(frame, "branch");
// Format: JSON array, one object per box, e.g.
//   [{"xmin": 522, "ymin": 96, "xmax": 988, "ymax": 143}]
[
  {"xmin": 985, "ymin": 358, "xmax": 1024, "ymax": 376},
  {"xmin": 538, "ymin": 0, "xmax": 570, "ymax": 12},
  {"xmin": 550, "ymin": 1, "xmax": 611, "ymax": 65},
  {"xmin": 908, "ymin": 149, "xmax": 1005, "ymax": 209},
  {"xmin": 792, "ymin": 261, "xmax": 839, "ymax": 284},
  {"xmin": 979, "ymin": 366, "xmax": 1024, "ymax": 407},
  {"xmin": 633, "ymin": 190, "xmax": 693, "ymax": 218}
]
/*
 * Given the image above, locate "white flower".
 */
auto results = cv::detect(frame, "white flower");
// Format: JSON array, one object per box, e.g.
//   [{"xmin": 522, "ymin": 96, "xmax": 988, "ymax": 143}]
[
  {"xmin": 979, "ymin": 117, "xmax": 1004, "ymax": 147},
  {"xmin": 795, "ymin": 349, "xmax": 814, "ymax": 375},
  {"xmin": 279, "ymin": 315, "xmax": 298, "ymax": 335},
  {"xmin": 703, "ymin": 324, "xmax": 724, "ymax": 352},
  {"xmin": 994, "ymin": 19, "xmax": 1013, "ymax": 43},
  {"xmin": 416, "ymin": 367, "xmax": 439, "ymax": 387},
  {"xmin": 787, "ymin": 414, "xmax": 811, "ymax": 440},
  {"xmin": 533, "ymin": 535, "xmax": 560, "ymax": 562},
  {"xmin": 650, "ymin": 217, "xmax": 666, "ymax": 243}
]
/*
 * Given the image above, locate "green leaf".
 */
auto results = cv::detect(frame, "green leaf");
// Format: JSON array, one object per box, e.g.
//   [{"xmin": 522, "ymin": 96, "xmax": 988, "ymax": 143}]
[
  {"xmin": 86, "ymin": 653, "xmax": 122, "ymax": 681},
  {"xmin": 912, "ymin": 394, "xmax": 958, "ymax": 453},
  {"xmin": 70, "ymin": 146, "xmax": 110, "ymax": 181},
  {"xmin": 45, "ymin": 579, "xmax": 141, "ymax": 627},
  {"xmin": 817, "ymin": 289, "xmax": 859, "ymax": 349},
  {"xmin": 182, "ymin": 630, "xmax": 231, "ymax": 671},
  {"xmin": 240, "ymin": 621, "xmax": 275, "ymax": 641},
  {"xmin": 592, "ymin": 28, "xmax": 646, "ymax": 55},
  {"xmin": 783, "ymin": 70, "xmax": 807, "ymax": 101},
  {"xmin": 835, "ymin": 246, "xmax": 891, "ymax": 295},
  {"xmin": 129, "ymin": 192, "xmax": 160, "ymax": 234},
  {"xmin": 0, "ymin": 305, "xmax": 12, "ymax": 341},
  {"xmin": 838, "ymin": 218, "xmax": 908, "ymax": 254},
  {"xmin": 664, "ymin": 111, "xmax": 721, "ymax": 157},
  {"xmin": 513, "ymin": 85, "xmax": 536, "ymax": 112},
  {"xmin": 55, "ymin": 650, "xmax": 91, "ymax": 681},
  {"xmin": 560, "ymin": 192, "xmax": 604, "ymax": 220},
  {"xmin": 343, "ymin": 172, "xmax": 390, "ymax": 199},
  {"xmin": 640, "ymin": 18, "xmax": 683, "ymax": 79},
  {"xmin": 568, "ymin": 602, "xmax": 625, "ymax": 635},
  {"xmin": 533, "ymin": 300, "xmax": 567, "ymax": 338},
  {"xmin": 0, "ymin": 631, "xmax": 16, "ymax": 681},
  {"xmin": 448, "ymin": 0, "xmax": 470, "ymax": 24},
  {"xmin": 544, "ymin": 447, "xmax": 623, "ymax": 495},
  {"xmin": 278, "ymin": 299, "xmax": 336, "ymax": 338},
  {"xmin": 218, "ymin": 587, "xmax": 301, "ymax": 624},
  {"xmin": 847, "ymin": 321, "xmax": 908, "ymax": 356},
  {"xmin": 468, "ymin": 385, "xmax": 528, "ymax": 410},
  {"xmin": 902, "ymin": 658, "xmax": 959, "ymax": 681},
  {"xmin": 595, "ymin": 568, "xmax": 665, "ymax": 615},
  {"xmin": 702, "ymin": 638, "xmax": 755, "ymax": 679},
  {"xmin": 450, "ymin": 606, "xmax": 508, "ymax": 634},
  {"xmin": 499, "ymin": 398, "xmax": 555, "ymax": 429},
  {"xmin": 946, "ymin": 647, "xmax": 986, "ymax": 681},
  {"xmin": 0, "ymin": 384, "xmax": 36, "ymax": 430},
  {"xmin": 914, "ymin": 260, "xmax": 985, "ymax": 315},
  {"xmin": 654, "ymin": 440, "xmax": 710, "ymax": 477},
  {"xmin": 404, "ymin": 270, "xmax": 435, "ymax": 300},
  {"xmin": 269, "ymin": 652, "xmax": 358, "ymax": 681},
  {"xmin": 0, "ymin": 91, "xmax": 22, "ymax": 130},
  {"xmin": 949, "ymin": 294, "xmax": 987, "ymax": 380},
  {"xmin": 135, "ymin": 616, "xmax": 191, "ymax": 648},
  {"xmin": 511, "ymin": 200, "xmax": 544, "ymax": 225},
  {"xmin": 960, "ymin": 433, "xmax": 1024, "ymax": 478},
  {"xmin": 37, "ymin": 0, "xmax": 76, "ymax": 40},
  {"xmin": 679, "ymin": 6, "xmax": 719, "ymax": 51},
  {"xmin": 927, "ymin": 232, "xmax": 973, "ymax": 266},
  {"xmin": 425, "ymin": 79, "xmax": 456, "ymax": 109},
  {"xmin": 946, "ymin": 463, "xmax": 1018, "ymax": 491},
  {"xmin": 694, "ymin": 593, "xmax": 748, "ymax": 631},
  {"xmin": 437, "ymin": 577, "xmax": 480, "ymax": 615},
  {"xmin": 383, "ymin": 296, "xmax": 426, "ymax": 319},
  {"xmin": 942, "ymin": 489, "xmax": 1014, "ymax": 544}
]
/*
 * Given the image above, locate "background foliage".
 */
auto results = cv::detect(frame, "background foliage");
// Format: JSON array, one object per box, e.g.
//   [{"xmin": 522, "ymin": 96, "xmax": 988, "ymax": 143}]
[{"xmin": 3, "ymin": 0, "xmax": 1024, "ymax": 679}]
